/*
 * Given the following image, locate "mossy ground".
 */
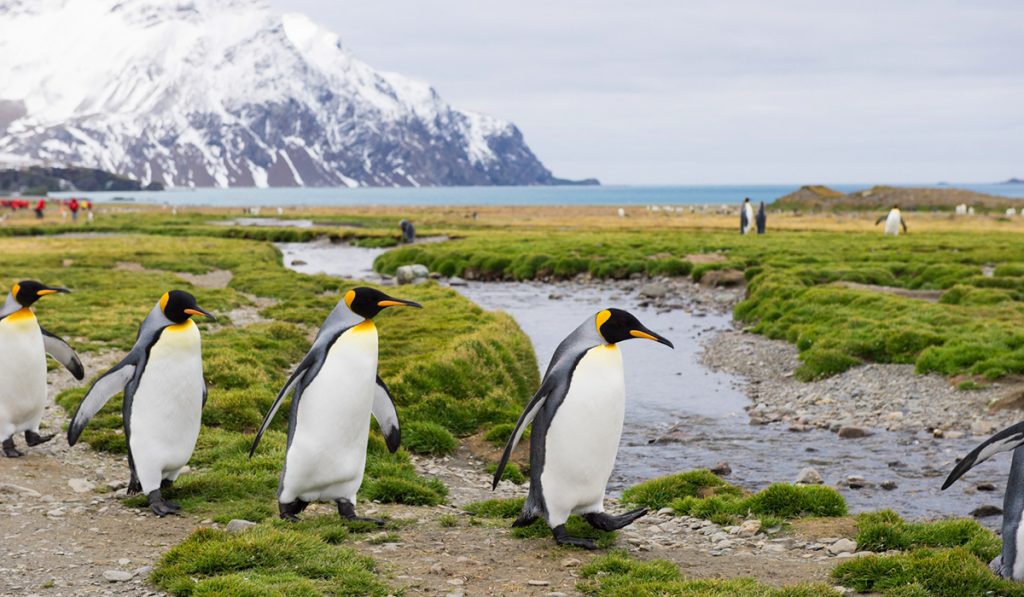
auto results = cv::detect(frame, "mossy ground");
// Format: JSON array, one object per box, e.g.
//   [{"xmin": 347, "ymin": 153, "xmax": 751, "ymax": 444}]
[
  {"xmin": 0, "ymin": 230, "xmax": 538, "ymax": 593},
  {"xmin": 375, "ymin": 227, "xmax": 1024, "ymax": 381}
]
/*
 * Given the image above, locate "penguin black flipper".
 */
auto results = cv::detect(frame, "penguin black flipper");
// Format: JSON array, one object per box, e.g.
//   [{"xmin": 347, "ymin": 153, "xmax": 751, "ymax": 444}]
[
  {"xmin": 67, "ymin": 359, "xmax": 138, "ymax": 445},
  {"xmin": 943, "ymin": 421, "xmax": 1024, "ymax": 490},
  {"xmin": 740, "ymin": 210, "xmax": 748, "ymax": 233},
  {"xmin": 249, "ymin": 332, "xmax": 341, "ymax": 457},
  {"xmin": 39, "ymin": 326, "xmax": 84, "ymax": 380},
  {"xmin": 372, "ymin": 376, "xmax": 401, "ymax": 453},
  {"xmin": 492, "ymin": 376, "xmax": 559, "ymax": 490},
  {"xmin": 875, "ymin": 215, "xmax": 886, "ymax": 225}
]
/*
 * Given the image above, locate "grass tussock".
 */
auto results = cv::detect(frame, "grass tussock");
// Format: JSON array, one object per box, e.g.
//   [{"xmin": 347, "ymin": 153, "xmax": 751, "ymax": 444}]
[
  {"xmin": 621, "ymin": 472, "xmax": 847, "ymax": 526},
  {"xmin": 831, "ymin": 547, "xmax": 1024, "ymax": 597},
  {"xmin": 854, "ymin": 510, "xmax": 1000, "ymax": 561},
  {"xmin": 577, "ymin": 552, "xmax": 837, "ymax": 596}
]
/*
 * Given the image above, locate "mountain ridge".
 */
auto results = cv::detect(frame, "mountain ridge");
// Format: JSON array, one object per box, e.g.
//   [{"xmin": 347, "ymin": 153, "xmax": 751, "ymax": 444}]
[{"xmin": 0, "ymin": 0, "xmax": 591, "ymax": 188}]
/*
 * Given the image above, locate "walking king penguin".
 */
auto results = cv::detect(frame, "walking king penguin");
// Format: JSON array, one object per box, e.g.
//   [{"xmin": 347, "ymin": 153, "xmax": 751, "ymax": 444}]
[
  {"xmin": 876, "ymin": 204, "xmax": 908, "ymax": 236},
  {"xmin": 492, "ymin": 308, "xmax": 674, "ymax": 549},
  {"xmin": 0, "ymin": 281, "xmax": 83, "ymax": 457},
  {"xmin": 249, "ymin": 287, "xmax": 420, "ymax": 523},
  {"xmin": 740, "ymin": 198, "xmax": 754, "ymax": 235},
  {"xmin": 67, "ymin": 290, "xmax": 215, "ymax": 516},
  {"xmin": 943, "ymin": 421, "xmax": 1024, "ymax": 580}
]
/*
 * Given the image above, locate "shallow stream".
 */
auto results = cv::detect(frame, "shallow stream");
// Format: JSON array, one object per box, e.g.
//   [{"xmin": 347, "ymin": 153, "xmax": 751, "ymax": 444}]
[{"xmin": 278, "ymin": 240, "xmax": 1009, "ymax": 524}]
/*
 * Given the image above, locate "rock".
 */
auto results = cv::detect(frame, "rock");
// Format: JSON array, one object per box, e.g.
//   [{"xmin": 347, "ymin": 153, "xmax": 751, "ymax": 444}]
[
  {"xmin": 290, "ymin": 259, "xmax": 307, "ymax": 266},
  {"xmin": 528, "ymin": 580, "xmax": 551, "ymax": 586},
  {"xmin": 657, "ymin": 507, "xmax": 675, "ymax": 516},
  {"xmin": 710, "ymin": 461, "xmax": 732, "ymax": 476},
  {"xmin": 699, "ymin": 269, "xmax": 745, "ymax": 287},
  {"xmin": 845, "ymin": 476, "xmax": 873, "ymax": 490},
  {"xmin": 880, "ymin": 480, "xmax": 898, "ymax": 490},
  {"xmin": 976, "ymin": 482, "xmax": 997, "ymax": 492},
  {"xmin": 972, "ymin": 505, "xmax": 1003, "ymax": 518},
  {"xmin": 0, "ymin": 482, "xmax": 42, "ymax": 498},
  {"xmin": 448, "ymin": 276, "xmax": 467, "ymax": 287},
  {"xmin": 737, "ymin": 519, "xmax": 762, "ymax": 537},
  {"xmin": 396, "ymin": 264, "xmax": 429, "ymax": 285},
  {"xmin": 226, "ymin": 519, "xmax": 257, "ymax": 533},
  {"xmin": 827, "ymin": 538, "xmax": 858, "ymax": 555},
  {"xmin": 118, "ymin": 558, "xmax": 131, "ymax": 566},
  {"xmin": 639, "ymin": 282, "xmax": 670, "ymax": 298},
  {"xmin": 134, "ymin": 566, "xmax": 154, "ymax": 576},
  {"xmin": 560, "ymin": 557, "xmax": 582, "ymax": 568},
  {"xmin": 838, "ymin": 426, "xmax": 873, "ymax": 439},
  {"xmin": 446, "ymin": 578, "xmax": 464, "ymax": 586},
  {"xmin": 67, "ymin": 478, "xmax": 95, "ymax": 493},
  {"xmin": 794, "ymin": 467, "xmax": 824, "ymax": 485},
  {"xmin": 103, "ymin": 570, "xmax": 133, "ymax": 582}
]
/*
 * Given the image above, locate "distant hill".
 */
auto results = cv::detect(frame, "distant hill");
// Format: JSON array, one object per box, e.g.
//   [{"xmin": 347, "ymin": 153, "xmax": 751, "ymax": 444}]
[
  {"xmin": 1002, "ymin": 178, "xmax": 1024, "ymax": 185},
  {"xmin": 0, "ymin": 166, "xmax": 161, "ymax": 195},
  {"xmin": 774, "ymin": 185, "xmax": 1017, "ymax": 212}
]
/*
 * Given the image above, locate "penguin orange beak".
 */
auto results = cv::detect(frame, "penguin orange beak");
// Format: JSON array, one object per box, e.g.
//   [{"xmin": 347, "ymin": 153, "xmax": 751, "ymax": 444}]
[
  {"xmin": 377, "ymin": 297, "xmax": 422, "ymax": 309},
  {"xmin": 37, "ymin": 286, "xmax": 70, "ymax": 296},
  {"xmin": 184, "ymin": 307, "xmax": 217, "ymax": 321},
  {"xmin": 630, "ymin": 327, "xmax": 674, "ymax": 349}
]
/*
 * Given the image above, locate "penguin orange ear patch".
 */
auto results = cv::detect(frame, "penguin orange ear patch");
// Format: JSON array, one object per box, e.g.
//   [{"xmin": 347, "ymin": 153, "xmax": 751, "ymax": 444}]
[
  {"xmin": 344, "ymin": 290, "xmax": 356, "ymax": 308},
  {"xmin": 159, "ymin": 292, "xmax": 170, "ymax": 312},
  {"xmin": 11, "ymin": 283, "xmax": 21, "ymax": 298},
  {"xmin": 595, "ymin": 309, "xmax": 612, "ymax": 335}
]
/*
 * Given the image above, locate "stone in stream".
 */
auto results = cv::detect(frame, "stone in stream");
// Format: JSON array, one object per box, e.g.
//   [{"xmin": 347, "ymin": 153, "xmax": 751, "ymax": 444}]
[
  {"xmin": 396, "ymin": 264, "xmax": 429, "ymax": 285},
  {"xmin": 709, "ymin": 461, "xmax": 732, "ymax": 476},
  {"xmin": 448, "ymin": 276, "xmax": 468, "ymax": 287},
  {"xmin": 972, "ymin": 505, "xmax": 1003, "ymax": 518},
  {"xmin": 794, "ymin": 467, "xmax": 824, "ymax": 485},
  {"xmin": 976, "ymin": 482, "xmax": 997, "ymax": 492},
  {"xmin": 837, "ymin": 425, "xmax": 873, "ymax": 439},
  {"xmin": 844, "ymin": 476, "xmax": 873, "ymax": 489},
  {"xmin": 639, "ymin": 282, "xmax": 670, "ymax": 298},
  {"xmin": 291, "ymin": 259, "xmax": 307, "ymax": 266}
]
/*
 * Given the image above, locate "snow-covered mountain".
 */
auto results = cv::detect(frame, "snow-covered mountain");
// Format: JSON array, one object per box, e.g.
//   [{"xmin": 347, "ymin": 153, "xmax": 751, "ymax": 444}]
[{"xmin": 0, "ymin": 0, "xmax": 568, "ymax": 188}]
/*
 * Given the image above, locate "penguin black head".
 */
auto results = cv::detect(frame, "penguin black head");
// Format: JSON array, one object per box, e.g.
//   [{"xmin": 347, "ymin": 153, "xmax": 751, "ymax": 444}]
[
  {"xmin": 345, "ymin": 287, "xmax": 422, "ymax": 319},
  {"xmin": 160, "ymin": 290, "xmax": 216, "ymax": 324},
  {"xmin": 744, "ymin": 197, "xmax": 751, "ymax": 203},
  {"xmin": 595, "ymin": 308, "xmax": 674, "ymax": 348},
  {"xmin": 10, "ymin": 280, "xmax": 70, "ymax": 308}
]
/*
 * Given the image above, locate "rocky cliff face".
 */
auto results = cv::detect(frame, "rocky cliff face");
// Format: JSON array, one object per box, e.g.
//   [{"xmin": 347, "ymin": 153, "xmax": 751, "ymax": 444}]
[{"xmin": 0, "ymin": 0, "xmax": 575, "ymax": 188}]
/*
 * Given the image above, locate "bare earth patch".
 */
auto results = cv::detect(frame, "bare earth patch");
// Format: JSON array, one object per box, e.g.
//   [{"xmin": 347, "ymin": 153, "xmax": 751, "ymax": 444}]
[{"xmin": 830, "ymin": 281, "xmax": 944, "ymax": 302}]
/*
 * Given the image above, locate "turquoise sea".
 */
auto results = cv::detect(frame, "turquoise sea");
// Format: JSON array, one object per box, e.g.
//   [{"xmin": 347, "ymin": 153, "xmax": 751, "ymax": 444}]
[{"xmin": 54, "ymin": 183, "xmax": 1024, "ymax": 207}]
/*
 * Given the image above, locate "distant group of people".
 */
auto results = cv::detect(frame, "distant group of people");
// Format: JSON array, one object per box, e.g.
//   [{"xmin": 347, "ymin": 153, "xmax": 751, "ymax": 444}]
[{"xmin": 0, "ymin": 197, "xmax": 93, "ymax": 222}]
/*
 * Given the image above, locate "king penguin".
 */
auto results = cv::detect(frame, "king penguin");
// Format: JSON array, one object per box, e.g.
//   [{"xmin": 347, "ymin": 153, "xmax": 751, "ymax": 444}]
[
  {"xmin": 943, "ymin": 420, "xmax": 1024, "ymax": 580},
  {"xmin": 756, "ymin": 202, "xmax": 767, "ymax": 234},
  {"xmin": 0, "ymin": 281, "xmax": 83, "ymax": 457},
  {"xmin": 492, "ymin": 308, "xmax": 674, "ymax": 549},
  {"xmin": 740, "ymin": 198, "xmax": 754, "ymax": 235},
  {"xmin": 67, "ymin": 290, "xmax": 215, "ymax": 516},
  {"xmin": 876, "ymin": 204, "xmax": 907, "ymax": 236},
  {"xmin": 250, "ymin": 287, "xmax": 420, "ymax": 523}
]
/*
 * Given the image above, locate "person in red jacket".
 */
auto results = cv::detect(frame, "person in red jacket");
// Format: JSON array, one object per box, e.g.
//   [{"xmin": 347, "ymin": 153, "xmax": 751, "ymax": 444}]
[
  {"xmin": 68, "ymin": 198, "xmax": 79, "ymax": 222},
  {"xmin": 34, "ymin": 198, "xmax": 45, "ymax": 219}
]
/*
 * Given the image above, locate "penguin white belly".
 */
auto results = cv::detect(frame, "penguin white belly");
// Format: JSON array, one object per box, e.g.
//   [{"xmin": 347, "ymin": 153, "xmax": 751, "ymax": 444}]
[
  {"xmin": 129, "ymin": 321, "xmax": 204, "ymax": 493},
  {"xmin": 743, "ymin": 206, "xmax": 754, "ymax": 234},
  {"xmin": 281, "ymin": 322, "xmax": 378, "ymax": 504},
  {"xmin": 541, "ymin": 344, "xmax": 625, "ymax": 526},
  {"xmin": 0, "ymin": 310, "xmax": 47, "ymax": 439},
  {"xmin": 885, "ymin": 210, "xmax": 902, "ymax": 235}
]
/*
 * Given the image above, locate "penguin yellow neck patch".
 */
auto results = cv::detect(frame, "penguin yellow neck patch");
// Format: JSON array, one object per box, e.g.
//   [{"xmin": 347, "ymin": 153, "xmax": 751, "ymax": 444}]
[
  {"xmin": 352, "ymin": 320, "xmax": 376, "ymax": 333},
  {"xmin": 4, "ymin": 307, "xmax": 35, "ymax": 323},
  {"xmin": 166, "ymin": 320, "xmax": 196, "ymax": 333}
]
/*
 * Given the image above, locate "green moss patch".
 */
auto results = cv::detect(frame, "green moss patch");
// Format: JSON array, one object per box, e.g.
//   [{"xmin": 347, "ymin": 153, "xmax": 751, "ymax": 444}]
[{"xmin": 854, "ymin": 510, "xmax": 1000, "ymax": 561}]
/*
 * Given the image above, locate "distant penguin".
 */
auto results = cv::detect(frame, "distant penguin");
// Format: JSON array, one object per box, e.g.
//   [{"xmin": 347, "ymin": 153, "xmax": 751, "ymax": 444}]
[
  {"xmin": 875, "ymin": 204, "xmax": 907, "ymax": 236},
  {"xmin": 942, "ymin": 421, "xmax": 1024, "ymax": 579},
  {"xmin": 740, "ymin": 198, "xmax": 754, "ymax": 235},
  {"xmin": 68, "ymin": 290, "xmax": 215, "ymax": 516},
  {"xmin": 0, "ymin": 281, "xmax": 83, "ymax": 458},
  {"xmin": 756, "ymin": 202, "xmax": 767, "ymax": 234},
  {"xmin": 400, "ymin": 220, "xmax": 416, "ymax": 244},
  {"xmin": 250, "ymin": 287, "xmax": 420, "ymax": 523},
  {"xmin": 492, "ymin": 308, "xmax": 674, "ymax": 549}
]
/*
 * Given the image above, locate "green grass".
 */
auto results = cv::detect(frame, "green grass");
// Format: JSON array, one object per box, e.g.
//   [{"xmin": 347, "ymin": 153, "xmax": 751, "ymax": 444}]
[
  {"xmin": 151, "ymin": 525, "xmax": 394, "ymax": 596},
  {"xmin": 0, "ymin": 232, "xmax": 538, "ymax": 591},
  {"xmin": 577, "ymin": 552, "xmax": 837, "ymax": 596},
  {"xmin": 486, "ymin": 461, "xmax": 526, "ymax": 484},
  {"xmin": 462, "ymin": 497, "xmax": 616, "ymax": 548},
  {"xmin": 620, "ymin": 472, "xmax": 846, "ymax": 526},
  {"xmin": 375, "ymin": 229, "xmax": 1024, "ymax": 380},
  {"xmin": 854, "ymin": 510, "xmax": 1000, "ymax": 561},
  {"xmin": 832, "ymin": 548, "xmax": 1024, "ymax": 597}
]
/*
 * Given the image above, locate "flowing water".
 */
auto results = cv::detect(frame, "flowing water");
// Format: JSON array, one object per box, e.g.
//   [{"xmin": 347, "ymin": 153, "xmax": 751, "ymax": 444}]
[{"xmin": 278, "ymin": 240, "xmax": 1010, "ymax": 524}]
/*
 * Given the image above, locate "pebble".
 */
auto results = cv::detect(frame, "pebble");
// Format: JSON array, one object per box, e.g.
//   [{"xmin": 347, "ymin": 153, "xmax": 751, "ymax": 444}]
[
  {"xmin": 67, "ymin": 478, "xmax": 95, "ymax": 493},
  {"xmin": 837, "ymin": 426, "xmax": 873, "ymax": 439},
  {"xmin": 226, "ymin": 519, "xmax": 258, "ymax": 533},
  {"xmin": 528, "ymin": 580, "xmax": 551, "ymax": 586},
  {"xmin": 102, "ymin": 570, "xmax": 133, "ymax": 582},
  {"xmin": 827, "ymin": 538, "xmax": 858, "ymax": 555},
  {"xmin": 794, "ymin": 467, "xmax": 824, "ymax": 485},
  {"xmin": 709, "ymin": 461, "xmax": 732, "ymax": 476},
  {"xmin": 560, "ymin": 558, "xmax": 581, "ymax": 568}
]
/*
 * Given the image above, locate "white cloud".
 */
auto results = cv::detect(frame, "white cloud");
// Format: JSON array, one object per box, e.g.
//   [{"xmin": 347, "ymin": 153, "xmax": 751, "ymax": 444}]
[{"xmin": 271, "ymin": 0, "xmax": 1024, "ymax": 184}]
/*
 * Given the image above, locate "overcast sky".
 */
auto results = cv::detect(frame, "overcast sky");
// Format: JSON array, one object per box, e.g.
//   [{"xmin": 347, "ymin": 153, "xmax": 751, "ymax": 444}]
[{"xmin": 271, "ymin": 1, "xmax": 1023, "ymax": 185}]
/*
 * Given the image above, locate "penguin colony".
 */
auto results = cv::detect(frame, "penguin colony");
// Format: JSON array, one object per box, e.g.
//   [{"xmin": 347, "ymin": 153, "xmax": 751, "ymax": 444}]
[{"xmin": 2, "ymin": 275, "xmax": 1010, "ymax": 561}]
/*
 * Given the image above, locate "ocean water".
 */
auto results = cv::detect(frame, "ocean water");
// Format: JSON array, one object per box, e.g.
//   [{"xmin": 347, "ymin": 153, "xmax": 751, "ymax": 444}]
[{"xmin": 52, "ymin": 183, "xmax": 1024, "ymax": 207}]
